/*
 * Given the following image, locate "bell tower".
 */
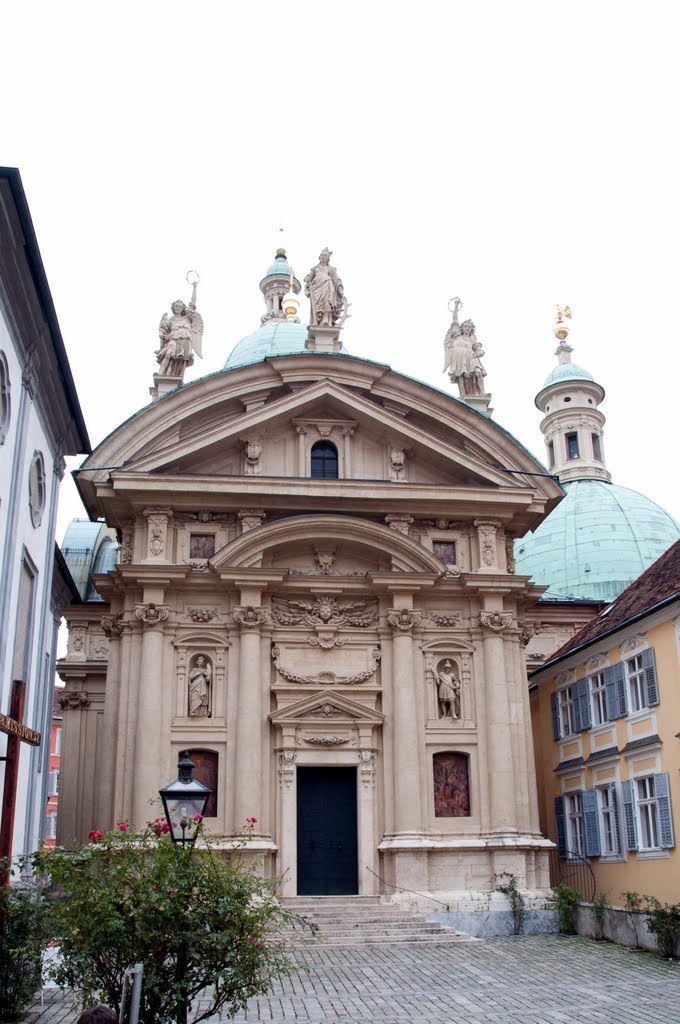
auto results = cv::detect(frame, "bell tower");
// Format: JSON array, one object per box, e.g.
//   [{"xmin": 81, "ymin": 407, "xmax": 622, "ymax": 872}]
[{"xmin": 534, "ymin": 308, "xmax": 611, "ymax": 484}]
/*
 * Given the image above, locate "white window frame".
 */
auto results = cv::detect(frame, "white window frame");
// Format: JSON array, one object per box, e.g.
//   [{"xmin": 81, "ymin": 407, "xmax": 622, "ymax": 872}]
[
  {"xmin": 626, "ymin": 654, "xmax": 647, "ymax": 713},
  {"xmin": 558, "ymin": 686, "xmax": 577, "ymax": 738},
  {"xmin": 589, "ymin": 671, "xmax": 608, "ymax": 726},
  {"xmin": 566, "ymin": 792, "xmax": 584, "ymax": 856},
  {"xmin": 54, "ymin": 726, "xmax": 62, "ymax": 756},
  {"xmin": 597, "ymin": 785, "xmax": 617, "ymax": 856},
  {"xmin": 635, "ymin": 776, "xmax": 660, "ymax": 851}
]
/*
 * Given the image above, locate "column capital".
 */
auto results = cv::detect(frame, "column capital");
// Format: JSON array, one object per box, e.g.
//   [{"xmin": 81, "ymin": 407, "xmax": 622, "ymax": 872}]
[
  {"xmin": 479, "ymin": 610, "xmax": 513, "ymax": 633},
  {"xmin": 101, "ymin": 613, "xmax": 125, "ymax": 638},
  {"xmin": 134, "ymin": 603, "xmax": 169, "ymax": 627},
  {"xmin": 233, "ymin": 606, "xmax": 269, "ymax": 630},
  {"xmin": 387, "ymin": 609, "xmax": 422, "ymax": 632}
]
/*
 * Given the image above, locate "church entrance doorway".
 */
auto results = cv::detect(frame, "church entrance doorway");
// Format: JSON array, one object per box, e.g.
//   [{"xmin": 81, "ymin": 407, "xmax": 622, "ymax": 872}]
[{"xmin": 296, "ymin": 766, "xmax": 358, "ymax": 895}]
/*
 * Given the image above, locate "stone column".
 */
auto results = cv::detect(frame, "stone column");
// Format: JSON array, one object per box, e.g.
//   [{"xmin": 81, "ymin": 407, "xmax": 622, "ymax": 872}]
[
  {"xmin": 233, "ymin": 603, "xmax": 269, "ymax": 830},
  {"xmin": 296, "ymin": 425, "xmax": 307, "ymax": 475},
  {"xmin": 386, "ymin": 607, "xmax": 423, "ymax": 836},
  {"xmin": 479, "ymin": 605, "xmax": 517, "ymax": 834},
  {"xmin": 98, "ymin": 613, "xmax": 124, "ymax": 827},
  {"xmin": 132, "ymin": 602, "xmax": 169, "ymax": 825},
  {"xmin": 342, "ymin": 426, "xmax": 354, "ymax": 478}
]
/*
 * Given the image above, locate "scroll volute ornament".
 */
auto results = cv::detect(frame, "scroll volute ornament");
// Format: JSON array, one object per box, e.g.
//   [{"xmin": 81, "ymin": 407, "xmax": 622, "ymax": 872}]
[
  {"xmin": 479, "ymin": 611, "xmax": 512, "ymax": 633},
  {"xmin": 233, "ymin": 606, "xmax": 269, "ymax": 629},
  {"xmin": 387, "ymin": 609, "xmax": 422, "ymax": 632},
  {"xmin": 135, "ymin": 603, "xmax": 170, "ymax": 626}
]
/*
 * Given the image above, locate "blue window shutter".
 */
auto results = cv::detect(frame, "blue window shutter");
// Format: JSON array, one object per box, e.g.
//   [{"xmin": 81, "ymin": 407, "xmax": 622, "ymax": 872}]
[
  {"xmin": 621, "ymin": 780, "xmax": 639, "ymax": 851},
  {"xmin": 554, "ymin": 795, "xmax": 567, "ymax": 857},
  {"xmin": 641, "ymin": 648, "xmax": 659, "ymax": 707},
  {"xmin": 551, "ymin": 692, "xmax": 560, "ymax": 740},
  {"xmin": 605, "ymin": 663, "xmax": 626, "ymax": 718},
  {"xmin": 582, "ymin": 788, "xmax": 601, "ymax": 856},
  {"xmin": 575, "ymin": 678, "xmax": 591, "ymax": 731},
  {"xmin": 654, "ymin": 773, "xmax": 675, "ymax": 849},
  {"xmin": 610, "ymin": 783, "xmax": 623, "ymax": 855}
]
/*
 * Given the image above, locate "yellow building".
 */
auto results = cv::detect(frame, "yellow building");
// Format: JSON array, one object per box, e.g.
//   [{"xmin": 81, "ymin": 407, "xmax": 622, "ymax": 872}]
[{"xmin": 530, "ymin": 540, "xmax": 680, "ymax": 904}]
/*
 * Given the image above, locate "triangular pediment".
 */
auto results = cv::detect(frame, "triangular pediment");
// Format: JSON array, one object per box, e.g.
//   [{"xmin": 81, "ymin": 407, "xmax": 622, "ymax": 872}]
[
  {"xmin": 269, "ymin": 689, "xmax": 385, "ymax": 726},
  {"xmin": 109, "ymin": 377, "xmax": 511, "ymax": 488}
]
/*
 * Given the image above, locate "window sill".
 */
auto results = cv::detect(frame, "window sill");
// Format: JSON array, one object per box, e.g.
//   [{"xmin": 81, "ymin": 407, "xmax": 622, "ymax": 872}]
[
  {"xmin": 635, "ymin": 849, "xmax": 670, "ymax": 860},
  {"xmin": 597, "ymin": 854, "xmax": 627, "ymax": 864}
]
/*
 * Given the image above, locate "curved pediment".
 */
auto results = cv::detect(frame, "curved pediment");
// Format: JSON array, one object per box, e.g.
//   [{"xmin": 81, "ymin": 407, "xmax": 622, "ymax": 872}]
[{"xmin": 211, "ymin": 514, "xmax": 446, "ymax": 575}]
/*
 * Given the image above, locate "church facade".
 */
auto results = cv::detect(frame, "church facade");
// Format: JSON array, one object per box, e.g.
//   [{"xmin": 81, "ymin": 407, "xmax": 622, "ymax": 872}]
[{"xmin": 57, "ymin": 253, "xmax": 565, "ymax": 910}]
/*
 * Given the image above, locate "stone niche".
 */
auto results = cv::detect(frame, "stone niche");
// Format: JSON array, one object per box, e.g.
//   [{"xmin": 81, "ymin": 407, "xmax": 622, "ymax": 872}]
[
  {"xmin": 172, "ymin": 630, "xmax": 231, "ymax": 722},
  {"xmin": 422, "ymin": 638, "xmax": 477, "ymax": 727}
]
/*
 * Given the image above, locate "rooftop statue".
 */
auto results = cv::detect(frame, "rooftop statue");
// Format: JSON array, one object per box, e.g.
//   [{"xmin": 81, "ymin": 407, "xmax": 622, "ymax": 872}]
[
  {"xmin": 443, "ymin": 297, "xmax": 487, "ymax": 398},
  {"xmin": 155, "ymin": 272, "xmax": 204, "ymax": 380},
  {"xmin": 304, "ymin": 248, "xmax": 348, "ymax": 327}
]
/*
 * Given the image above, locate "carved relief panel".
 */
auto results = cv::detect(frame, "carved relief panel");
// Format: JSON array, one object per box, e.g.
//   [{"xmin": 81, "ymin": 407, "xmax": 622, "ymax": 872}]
[{"xmin": 174, "ymin": 511, "xmax": 237, "ymax": 566}]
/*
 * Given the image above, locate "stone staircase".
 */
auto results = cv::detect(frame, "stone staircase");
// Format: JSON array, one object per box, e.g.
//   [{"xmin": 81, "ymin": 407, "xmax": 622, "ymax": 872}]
[{"xmin": 279, "ymin": 895, "xmax": 478, "ymax": 948}]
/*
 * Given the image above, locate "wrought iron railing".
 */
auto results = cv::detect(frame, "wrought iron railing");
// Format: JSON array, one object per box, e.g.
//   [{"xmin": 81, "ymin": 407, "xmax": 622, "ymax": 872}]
[{"xmin": 548, "ymin": 848, "xmax": 597, "ymax": 902}]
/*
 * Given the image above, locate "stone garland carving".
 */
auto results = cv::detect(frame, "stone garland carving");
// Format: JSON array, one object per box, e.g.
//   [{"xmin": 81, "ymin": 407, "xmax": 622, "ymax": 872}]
[
  {"xmin": 418, "ymin": 518, "xmax": 460, "ymax": 531},
  {"xmin": 175, "ymin": 511, "xmax": 236, "ymax": 526},
  {"xmin": 302, "ymin": 734, "xmax": 349, "ymax": 746},
  {"xmin": 306, "ymin": 703, "xmax": 346, "ymax": 719},
  {"xmin": 475, "ymin": 519, "xmax": 500, "ymax": 570},
  {"xmin": 505, "ymin": 537, "xmax": 516, "ymax": 574},
  {"xmin": 384, "ymin": 513, "xmax": 414, "ymax": 534},
  {"xmin": 479, "ymin": 611, "xmax": 512, "ymax": 633},
  {"xmin": 233, "ymin": 606, "xmax": 269, "ymax": 629},
  {"xmin": 271, "ymin": 646, "xmax": 380, "ymax": 686},
  {"xmin": 119, "ymin": 525, "xmax": 133, "ymax": 565},
  {"xmin": 144, "ymin": 507, "xmax": 172, "ymax": 559},
  {"xmin": 188, "ymin": 654, "xmax": 212, "ymax": 717},
  {"xmin": 272, "ymin": 596, "xmax": 378, "ymax": 628},
  {"xmin": 306, "ymin": 632, "xmax": 347, "ymax": 649},
  {"xmin": 388, "ymin": 445, "xmax": 407, "ymax": 482},
  {"xmin": 58, "ymin": 691, "xmax": 90, "ymax": 710},
  {"xmin": 429, "ymin": 611, "xmax": 462, "ymax": 627},
  {"xmin": 101, "ymin": 614, "xmax": 124, "ymax": 638},
  {"xmin": 387, "ymin": 609, "xmax": 422, "ymax": 632},
  {"xmin": 187, "ymin": 607, "xmax": 219, "ymax": 623},
  {"xmin": 520, "ymin": 621, "xmax": 542, "ymax": 646},
  {"xmin": 135, "ymin": 603, "xmax": 170, "ymax": 626}
]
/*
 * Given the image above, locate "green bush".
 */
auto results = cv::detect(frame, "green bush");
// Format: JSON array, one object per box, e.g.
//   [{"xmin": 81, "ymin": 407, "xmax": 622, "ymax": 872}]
[
  {"xmin": 0, "ymin": 880, "xmax": 46, "ymax": 1023},
  {"xmin": 494, "ymin": 873, "xmax": 526, "ymax": 935},
  {"xmin": 644, "ymin": 898, "xmax": 680, "ymax": 959},
  {"xmin": 622, "ymin": 890, "xmax": 644, "ymax": 949},
  {"xmin": 591, "ymin": 890, "xmax": 609, "ymax": 941},
  {"xmin": 551, "ymin": 883, "xmax": 580, "ymax": 934},
  {"xmin": 32, "ymin": 821, "xmax": 303, "ymax": 1024}
]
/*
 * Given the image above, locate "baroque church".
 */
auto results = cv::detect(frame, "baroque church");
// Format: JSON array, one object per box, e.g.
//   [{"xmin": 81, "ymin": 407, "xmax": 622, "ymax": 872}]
[{"xmin": 56, "ymin": 249, "xmax": 678, "ymax": 913}]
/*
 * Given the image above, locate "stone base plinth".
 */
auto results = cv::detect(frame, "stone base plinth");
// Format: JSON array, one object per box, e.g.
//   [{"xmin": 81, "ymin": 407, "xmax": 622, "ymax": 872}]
[
  {"xmin": 306, "ymin": 325, "xmax": 342, "ymax": 353},
  {"xmin": 150, "ymin": 373, "xmax": 183, "ymax": 400}
]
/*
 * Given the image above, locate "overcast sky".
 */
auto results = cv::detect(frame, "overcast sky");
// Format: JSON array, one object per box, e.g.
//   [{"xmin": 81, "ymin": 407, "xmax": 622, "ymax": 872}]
[{"xmin": 3, "ymin": 1, "xmax": 678, "ymax": 544}]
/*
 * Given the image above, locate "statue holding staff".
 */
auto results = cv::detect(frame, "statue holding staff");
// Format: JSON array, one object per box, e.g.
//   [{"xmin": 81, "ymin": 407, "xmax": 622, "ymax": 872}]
[
  {"xmin": 304, "ymin": 248, "xmax": 347, "ymax": 327},
  {"xmin": 156, "ymin": 271, "xmax": 204, "ymax": 380}
]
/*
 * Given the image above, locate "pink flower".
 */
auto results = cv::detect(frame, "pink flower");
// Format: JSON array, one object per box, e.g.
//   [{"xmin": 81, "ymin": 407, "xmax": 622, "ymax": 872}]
[
  {"xmin": 88, "ymin": 830, "xmax": 103, "ymax": 843},
  {"xmin": 117, "ymin": 820, "xmax": 129, "ymax": 832},
  {"xmin": 192, "ymin": 814, "xmax": 203, "ymax": 823}
]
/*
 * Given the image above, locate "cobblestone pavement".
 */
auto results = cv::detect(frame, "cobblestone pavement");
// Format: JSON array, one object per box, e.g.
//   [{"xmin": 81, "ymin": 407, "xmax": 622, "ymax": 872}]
[{"xmin": 29, "ymin": 936, "xmax": 679, "ymax": 1024}]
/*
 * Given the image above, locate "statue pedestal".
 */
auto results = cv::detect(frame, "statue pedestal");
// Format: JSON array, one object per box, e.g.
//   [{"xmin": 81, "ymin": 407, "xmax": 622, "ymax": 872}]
[
  {"xmin": 464, "ymin": 393, "xmax": 494, "ymax": 418},
  {"xmin": 150, "ymin": 373, "xmax": 183, "ymax": 401},
  {"xmin": 306, "ymin": 325, "xmax": 342, "ymax": 354}
]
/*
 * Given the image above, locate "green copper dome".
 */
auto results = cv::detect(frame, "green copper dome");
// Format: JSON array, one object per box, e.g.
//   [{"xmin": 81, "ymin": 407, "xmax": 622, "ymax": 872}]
[
  {"xmin": 264, "ymin": 251, "xmax": 293, "ymax": 278},
  {"xmin": 515, "ymin": 480, "xmax": 680, "ymax": 601},
  {"xmin": 543, "ymin": 362, "xmax": 594, "ymax": 387},
  {"xmin": 224, "ymin": 321, "xmax": 349, "ymax": 370}
]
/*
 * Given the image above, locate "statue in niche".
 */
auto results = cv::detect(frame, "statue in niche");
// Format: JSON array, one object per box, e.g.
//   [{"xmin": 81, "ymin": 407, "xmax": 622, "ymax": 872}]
[
  {"xmin": 305, "ymin": 249, "xmax": 347, "ymax": 327},
  {"xmin": 155, "ymin": 272, "xmax": 204, "ymax": 380},
  {"xmin": 188, "ymin": 654, "xmax": 212, "ymax": 717},
  {"xmin": 443, "ymin": 297, "xmax": 487, "ymax": 397},
  {"xmin": 436, "ymin": 658, "xmax": 461, "ymax": 719}
]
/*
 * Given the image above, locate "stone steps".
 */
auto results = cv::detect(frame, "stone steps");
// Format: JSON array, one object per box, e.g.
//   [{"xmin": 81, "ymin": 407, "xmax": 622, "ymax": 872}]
[{"xmin": 279, "ymin": 895, "xmax": 478, "ymax": 947}]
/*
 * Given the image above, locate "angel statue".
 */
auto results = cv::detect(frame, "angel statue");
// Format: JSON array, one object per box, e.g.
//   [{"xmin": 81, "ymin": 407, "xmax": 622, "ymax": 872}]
[
  {"xmin": 155, "ymin": 272, "xmax": 204, "ymax": 380},
  {"xmin": 443, "ymin": 297, "xmax": 487, "ymax": 398},
  {"xmin": 304, "ymin": 248, "xmax": 348, "ymax": 327}
]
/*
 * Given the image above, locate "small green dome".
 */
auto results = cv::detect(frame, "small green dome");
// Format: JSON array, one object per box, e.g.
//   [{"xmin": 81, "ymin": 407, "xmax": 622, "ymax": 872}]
[
  {"xmin": 515, "ymin": 480, "xmax": 680, "ymax": 601},
  {"xmin": 543, "ymin": 362, "xmax": 595, "ymax": 387},
  {"xmin": 264, "ymin": 251, "xmax": 293, "ymax": 278}
]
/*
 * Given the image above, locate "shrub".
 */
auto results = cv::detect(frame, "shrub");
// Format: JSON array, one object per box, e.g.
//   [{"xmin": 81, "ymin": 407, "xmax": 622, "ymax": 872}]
[
  {"xmin": 644, "ymin": 898, "xmax": 680, "ymax": 959},
  {"xmin": 0, "ymin": 879, "xmax": 47, "ymax": 1023},
  {"xmin": 32, "ymin": 821, "xmax": 303, "ymax": 1024},
  {"xmin": 591, "ymin": 890, "xmax": 609, "ymax": 941},
  {"xmin": 622, "ymin": 891, "xmax": 644, "ymax": 949},
  {"xmin": 494, "ymin": 873, "xmax": 526, "ymax": 935},
  {"xmin": 551, "ymin": 883, "xmax": 580, "ymax": 934}
]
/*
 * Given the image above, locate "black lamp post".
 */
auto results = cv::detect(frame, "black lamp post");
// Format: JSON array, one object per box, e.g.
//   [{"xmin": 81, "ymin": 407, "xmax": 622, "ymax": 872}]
[{"xmin": 159, "ymin": 751, "xmax": 213, "ymax": 846}]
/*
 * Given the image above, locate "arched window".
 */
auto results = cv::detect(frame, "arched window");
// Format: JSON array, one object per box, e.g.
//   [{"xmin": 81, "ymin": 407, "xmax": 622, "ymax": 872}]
[
  {"xmin": 28, "ymin": 451, "xmax": 46, "ymax": 528},
  {"xmin": 433, "ymin": 751, "xmax": 470, "ymax": 817},
  {"xmin": 310, "ymin": 440, "xmax": 338, "ymax": 479}
]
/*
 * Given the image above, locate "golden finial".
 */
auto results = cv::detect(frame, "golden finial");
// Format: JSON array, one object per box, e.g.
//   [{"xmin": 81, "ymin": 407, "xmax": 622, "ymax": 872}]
[
  {"xmin": 554, "ymin": 305, "xmax": 572, "ymax": 341},
  {"xmin": 282, "ymin": 262, "xmax": 299, "ymax": 320}
]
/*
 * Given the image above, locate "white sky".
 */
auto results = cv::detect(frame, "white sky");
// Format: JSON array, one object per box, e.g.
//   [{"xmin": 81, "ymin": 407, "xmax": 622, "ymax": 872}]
[{"xmin": 3, "ymin": 1, "xmax": 678, "ymax": 544}]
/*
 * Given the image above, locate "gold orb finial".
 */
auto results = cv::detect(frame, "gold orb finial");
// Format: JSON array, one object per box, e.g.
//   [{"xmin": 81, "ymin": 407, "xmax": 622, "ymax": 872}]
[{"xmin": 554, "ymin": 304, "xmax": 572, "ymax": 341}]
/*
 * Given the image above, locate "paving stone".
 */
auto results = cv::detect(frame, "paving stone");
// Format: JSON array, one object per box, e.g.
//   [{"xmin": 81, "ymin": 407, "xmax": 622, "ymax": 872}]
[{"xmin": 27, "ymin": 936, "xmax": 680, "ymax": 1023}]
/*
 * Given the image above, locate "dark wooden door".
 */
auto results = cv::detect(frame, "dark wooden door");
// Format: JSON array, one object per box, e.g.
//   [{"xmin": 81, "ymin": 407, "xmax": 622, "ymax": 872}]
[{"xmin": 296, "ymin": 767, "xmax": 358, "ymax": 895}]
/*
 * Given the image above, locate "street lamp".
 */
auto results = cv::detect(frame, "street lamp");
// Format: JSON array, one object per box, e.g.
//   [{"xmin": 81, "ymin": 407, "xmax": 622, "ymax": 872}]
[{"xmin": 159, "ymin": 751, "xmax": 213, "ymax": 846}]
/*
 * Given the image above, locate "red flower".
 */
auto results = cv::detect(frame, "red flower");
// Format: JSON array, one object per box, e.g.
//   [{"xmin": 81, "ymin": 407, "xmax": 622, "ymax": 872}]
[
  {"xmin": 117, "ymin": 820, "xmax": 129, "ymax": 832},
  {"xmin": 88, "ymin": 830, "xmax": 103, "ymax": 843},
  {"xmin": 192, "ymin": 814, "xmax": 203, "ymax": 823}
]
